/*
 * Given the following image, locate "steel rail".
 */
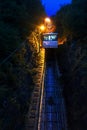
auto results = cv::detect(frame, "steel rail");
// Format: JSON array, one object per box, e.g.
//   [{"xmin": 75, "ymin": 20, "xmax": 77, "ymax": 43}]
[{"xmin": 38, "ymin": 50, "xmax": 68, "ymax": 130}]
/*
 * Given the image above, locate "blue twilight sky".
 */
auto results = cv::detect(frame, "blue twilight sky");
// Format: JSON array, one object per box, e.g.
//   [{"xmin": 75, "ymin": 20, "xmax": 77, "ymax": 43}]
[{"xmin": 41, "ymin": 0, "xmax": 72, "ymax": 16}]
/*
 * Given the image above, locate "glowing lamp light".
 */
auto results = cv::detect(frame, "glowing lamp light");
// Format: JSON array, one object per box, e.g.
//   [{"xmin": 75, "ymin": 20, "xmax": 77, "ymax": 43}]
[
  {"xmin": 45, "ymin": 17, "xmax": 51, "ymax": 23},
  {"xmin": 40, "ymin": 25, "xmax": 45, "ymax": 31}
]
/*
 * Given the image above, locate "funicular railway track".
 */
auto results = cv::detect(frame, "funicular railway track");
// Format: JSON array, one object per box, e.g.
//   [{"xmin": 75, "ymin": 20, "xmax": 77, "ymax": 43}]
[
  {"xmin": 38, "ymin": 49, "xmax": 68, "ymax": 130},
  {"xmin": 25, "ymin": 49, "xmax": 68, "ymax": 130}
]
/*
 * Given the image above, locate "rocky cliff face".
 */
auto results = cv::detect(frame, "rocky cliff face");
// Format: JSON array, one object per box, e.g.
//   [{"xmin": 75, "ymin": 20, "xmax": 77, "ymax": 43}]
[{"xmin": 57, "ymin": 39, "xmax": 87, "ymax": 130}]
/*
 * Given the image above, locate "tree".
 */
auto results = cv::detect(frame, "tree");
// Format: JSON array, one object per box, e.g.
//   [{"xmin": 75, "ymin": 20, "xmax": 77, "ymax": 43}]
[{"xmin": 56, "ymin": 0, "xmax": 87, "ymax": 40}]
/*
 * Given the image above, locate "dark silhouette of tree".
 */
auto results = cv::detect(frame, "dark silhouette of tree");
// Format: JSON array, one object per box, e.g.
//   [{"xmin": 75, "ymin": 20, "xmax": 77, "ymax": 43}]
[
  {"xmin": 0, "ymin": 1, "xmax": 45, "ymax": 129},
  {"xmin": 56, "ymin": 0, "xmax": 87, "ymax": 40},
  {"xmin": 56, "ymin": 1, "xmax": 87, "ymax": 130},
  {"xmin": 0, "ymin": 0, "xmax": 45, "ymax": 59}
]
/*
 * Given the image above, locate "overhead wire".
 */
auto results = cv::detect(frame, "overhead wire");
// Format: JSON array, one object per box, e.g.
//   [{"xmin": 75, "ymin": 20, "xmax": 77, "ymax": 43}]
[
  {"xmin": 0, "ymin": 23, "xmax": 42, "ymax": 65},
  {"xmin": 0, "ymin": 40, "xmax": 27, "ymax": 65}
]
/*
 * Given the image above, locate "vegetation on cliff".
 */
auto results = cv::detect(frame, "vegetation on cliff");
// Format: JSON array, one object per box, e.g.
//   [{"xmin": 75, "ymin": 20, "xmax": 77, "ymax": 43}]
[
  {"xmin": 56, "ymin": 0, "xmax": 87, "ymax": 129},
  {"xmin": 0, "ymin": 0, "xmax": 45, "ymax": 129}
]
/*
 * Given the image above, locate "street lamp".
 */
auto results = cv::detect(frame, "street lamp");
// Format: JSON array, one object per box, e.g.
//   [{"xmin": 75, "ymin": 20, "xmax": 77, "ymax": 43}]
[
  {"xmin": 44, "ymin": 17, "xmax": 54, "ymax": 33},
  {"xmin": 40, "ymin": 25, "xmax": 45, "ymax": 32},
  {"xmin": 45, "ymin": 17, "xmax": 51, "ymax": 23}
]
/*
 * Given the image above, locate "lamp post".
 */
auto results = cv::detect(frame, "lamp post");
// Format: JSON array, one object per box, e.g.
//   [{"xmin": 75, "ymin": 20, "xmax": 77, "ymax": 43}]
[
  {"xmin": 44, "ymin": 17, "xmax": 56, "ymax": 33},
  {"xmin": 44, "ymin": 17, "xmax": 53, "ymax": 33}
]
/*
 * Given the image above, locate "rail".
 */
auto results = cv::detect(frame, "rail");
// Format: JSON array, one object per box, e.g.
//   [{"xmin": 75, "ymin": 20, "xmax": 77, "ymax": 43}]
[
  {"xmin": 38, "ymin": 62, "xmax": 45, "ymax": 130},
  {"xmin": 25, "ymin": 49, "xmax": 45, "ymax": 130},
  {"xmin": 37, "ymin": 50, "xmax": 68, "ymax": 130}
]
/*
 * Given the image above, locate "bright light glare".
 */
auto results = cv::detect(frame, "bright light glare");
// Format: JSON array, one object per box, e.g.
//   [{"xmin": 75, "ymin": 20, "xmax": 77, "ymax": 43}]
[
  {"xmin": 45, "ymin": 17, "xmax": 51, "ymax": 23},
  {"xmin": 40, "ymin": 25, "xmax": 45, "ymax": 31}
]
